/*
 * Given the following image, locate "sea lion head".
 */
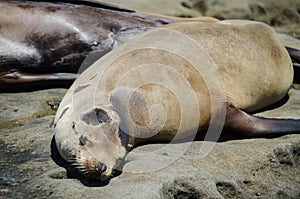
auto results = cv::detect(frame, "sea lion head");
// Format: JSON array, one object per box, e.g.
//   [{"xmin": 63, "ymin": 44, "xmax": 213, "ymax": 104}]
[{"xmin": 54, "ymin": 104, "xmax": 129, "ymax": 181}]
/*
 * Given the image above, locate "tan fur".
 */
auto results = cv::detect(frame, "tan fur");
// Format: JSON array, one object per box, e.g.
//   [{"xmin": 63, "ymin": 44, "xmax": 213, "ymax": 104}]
[{"xmin": 54, "ymin": 20, "xmax": 293, "ymax": 180}]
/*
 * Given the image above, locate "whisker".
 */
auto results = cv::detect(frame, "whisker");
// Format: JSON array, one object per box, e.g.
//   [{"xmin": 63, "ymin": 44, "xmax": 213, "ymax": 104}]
[
  {"xmin": 67, "ymin": 155, "xmax": 102, "ymax": 179},
  {"xmin": 82, "ymin": 170, "xmax": 90, "ymax": 175},
  {"xmin": 76, "ymin": 166, "xmax": 86, "ymax": 170},
  {"xmin": 71, "ymin": 162, "xmax": 82, "ymax": 166},
  {"xmin": 68, "ymin": 158, "xmax": 78, "ymax": 164}
]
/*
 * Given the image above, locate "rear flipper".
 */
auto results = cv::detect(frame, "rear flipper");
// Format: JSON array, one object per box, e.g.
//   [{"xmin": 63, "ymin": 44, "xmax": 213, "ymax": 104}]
[
  {"xmin": 286, "ymin": 46, "xmax": 300, "ymax": 64},
  {"xmin": 286, "ymin": 46, "xmax": 300, "ymax": 83},
  {"xmin": 224, "ymin": 103, "xmax": 300, "ymax": 137}
]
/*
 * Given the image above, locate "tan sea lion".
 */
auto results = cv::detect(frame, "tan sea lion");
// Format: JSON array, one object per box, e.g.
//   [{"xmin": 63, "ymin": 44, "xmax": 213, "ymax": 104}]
[{"xmin": 54, "ymin": 20, "xmax": 300, "ymax": 181}]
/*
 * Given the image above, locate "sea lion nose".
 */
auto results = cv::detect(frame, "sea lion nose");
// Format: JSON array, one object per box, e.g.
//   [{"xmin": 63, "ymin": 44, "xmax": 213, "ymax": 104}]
[{"xmin": 97, "ymin": 162, "xmax": 107, "ymax": 174}]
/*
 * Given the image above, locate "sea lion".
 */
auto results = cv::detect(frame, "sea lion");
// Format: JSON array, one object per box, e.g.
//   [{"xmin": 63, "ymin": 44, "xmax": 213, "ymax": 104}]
[
  {"xmin": 54, "ymin": 20, "xmax": 300, "ymax": 181},
  {"xmin": 0, "ymin": 0, "xmax": 218, "ymax": 92}
]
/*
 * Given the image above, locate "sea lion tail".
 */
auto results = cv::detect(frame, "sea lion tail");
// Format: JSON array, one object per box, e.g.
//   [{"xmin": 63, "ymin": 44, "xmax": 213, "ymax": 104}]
[{"xmin": 224, "ymin": 103, "xmax": 300, "ymax": 137}]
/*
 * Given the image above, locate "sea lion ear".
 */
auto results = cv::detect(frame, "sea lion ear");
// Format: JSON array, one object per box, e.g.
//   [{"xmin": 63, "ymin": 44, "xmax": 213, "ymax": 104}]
[{"xmin": 81, "ymin": 108, "xmax": 112, "ymax": 126}]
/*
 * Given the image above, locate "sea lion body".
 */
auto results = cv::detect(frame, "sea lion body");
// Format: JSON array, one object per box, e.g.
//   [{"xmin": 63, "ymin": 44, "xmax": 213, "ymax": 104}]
[
  {"xmin": 0, "ymin": 0, "xmax": 217, "ymax": 91},
  {"xmin": 54, "ymin": 20, "xmax": 299, "ymax": 181}
]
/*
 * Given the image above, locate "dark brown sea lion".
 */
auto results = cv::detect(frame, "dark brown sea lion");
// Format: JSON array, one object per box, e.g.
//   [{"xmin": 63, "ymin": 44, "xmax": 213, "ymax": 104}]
[{"xmin": 0, "ymin": 0, "xmax": 218, "ymax": 92}]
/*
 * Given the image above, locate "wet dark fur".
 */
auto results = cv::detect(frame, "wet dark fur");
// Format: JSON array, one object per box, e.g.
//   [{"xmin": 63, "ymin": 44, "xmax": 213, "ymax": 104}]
[{"xmin": 0, "ymin": 0, "xmax": 178, "ymax": 92}]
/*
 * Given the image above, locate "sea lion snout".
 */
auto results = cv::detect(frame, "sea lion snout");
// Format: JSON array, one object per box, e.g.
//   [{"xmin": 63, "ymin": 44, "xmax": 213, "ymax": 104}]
[
  {"xmin": 74, "ymin": 149, "xmax": 113, "ymax": 181},
  {"xmin": 97, "ymin": 162, "xmax": 107, "ymax": 174}
]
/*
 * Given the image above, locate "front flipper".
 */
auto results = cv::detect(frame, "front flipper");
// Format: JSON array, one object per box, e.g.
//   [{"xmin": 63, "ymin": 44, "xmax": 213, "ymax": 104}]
[
  {"xmin": 0, "ymin": 70, "xmax": 79, "ymax": 92},
  {"xmin": 224, "ymin": 103, "xmax": 300, "ymax": 137}
]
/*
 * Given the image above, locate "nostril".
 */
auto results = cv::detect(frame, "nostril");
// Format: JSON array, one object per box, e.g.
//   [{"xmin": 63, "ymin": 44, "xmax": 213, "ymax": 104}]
[{"xmin": 98, "ymin": 162, "xmax": 107, "ymax": 174}]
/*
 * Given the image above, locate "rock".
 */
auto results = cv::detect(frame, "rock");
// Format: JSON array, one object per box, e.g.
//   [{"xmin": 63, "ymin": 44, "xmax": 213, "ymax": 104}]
[
  {"xmin": 0, "ymin": 89, "xmax": 67, "ymax": 129},
  {"xmin": 278, "ymin": 33, "xmax": 300, "ymax": 50},
  {"xmin": 190, "ymin": 0, "xmax": 299, "ymax": 24},
  {"xmin": 96, "ymin": 0, "xmax": 200, "ymax": 17},
  {"xmin": 0, "ymin": 89, "xmax": 67, "ymax": 198},
  {"xmin": 97, "ymin": 0, "xmax": 300, "ymax": 39},
  {"xmin": 0, "ymin": 85, "xmax": 300, "ymax": 198},
  {"xmin": 190, "ymin": 0, "xmax": 300, "ymax": 39}
]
